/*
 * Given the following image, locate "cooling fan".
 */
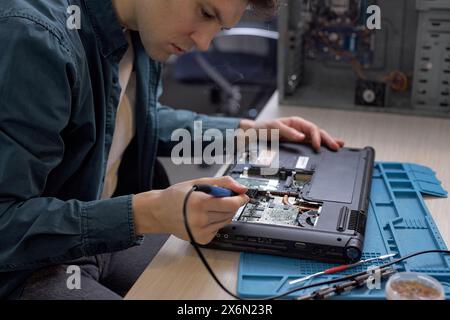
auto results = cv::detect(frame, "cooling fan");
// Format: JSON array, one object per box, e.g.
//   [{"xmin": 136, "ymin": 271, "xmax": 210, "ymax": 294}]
[{"xmin": 355, "ymin": 80, "xmax": 386, "ymax": 107}]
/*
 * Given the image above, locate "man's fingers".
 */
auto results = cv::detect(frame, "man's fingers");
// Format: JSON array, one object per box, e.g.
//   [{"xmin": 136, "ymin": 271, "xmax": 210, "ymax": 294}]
[
  {"xmin": 203, "ymin": 195, "xmax": 249, "ymax": 222},
  {"xmin": 320, "ymin": 129, "xmax": 340, "ymax": 151},
  {"xmin": 190, "ymin": 210, "xmax": 237, "ymax": 244},
  {"xmin": 205, "ymin": 211, "xmax": 237, "ymax": 225},
  {"xmin": 258, "ymin": 117, "xmax": 345, "ymax": 152},
  {"xmin": 336, "ymin": 139, "xmax": 346, "ymax": 147},
  {"xmin": 204, "ymin": 216, "xmax": 234, "ymax": 235},
  {"xmin": 286, "ymin": 118, "xmax": 344, "ymax": 151},
  {"xmin": 287, "ymin": 118, "xmax": 322, "ymax": 151},
  {"xmin": 277, "ymin": 122, "xmax": 305, "ymax": 141},
  {"xmin": 304, "ymin": 124, "xmax": 321, "ymax": 151},
  {"xmin": 192, "ymin": 176, "xmax": 247, "ymax": 194},
  {"xmin": 191, "ymin": 214, "xmax": 236, "ymax": 245}
]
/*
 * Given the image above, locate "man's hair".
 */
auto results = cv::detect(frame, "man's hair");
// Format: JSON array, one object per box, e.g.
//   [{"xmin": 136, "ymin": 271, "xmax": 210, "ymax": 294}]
[{"xmin": 248, "ymin": 0, "xmax": 279, "ymax": 17}]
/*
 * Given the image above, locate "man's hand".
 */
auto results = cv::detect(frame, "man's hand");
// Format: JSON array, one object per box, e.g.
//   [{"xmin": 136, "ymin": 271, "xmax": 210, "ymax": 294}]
[
  {"xmin": 132, "ymin": 176, "xmax": 249, "ymax": 245},
  {"xmin": 240, "ymin": 117, "xmax": 345, "ymax": 152}
]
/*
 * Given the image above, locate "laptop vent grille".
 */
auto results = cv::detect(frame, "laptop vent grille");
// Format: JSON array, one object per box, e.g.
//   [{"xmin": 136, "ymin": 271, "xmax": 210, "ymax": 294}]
[{"xmin": 348, "ymin": 211, "xmax": 367, "ymax": 235}]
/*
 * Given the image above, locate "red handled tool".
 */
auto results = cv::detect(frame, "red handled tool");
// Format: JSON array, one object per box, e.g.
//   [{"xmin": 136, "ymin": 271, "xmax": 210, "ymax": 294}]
[{"xmin": 289, "ymin": 253, "xmax": 397, "ymax": 285}]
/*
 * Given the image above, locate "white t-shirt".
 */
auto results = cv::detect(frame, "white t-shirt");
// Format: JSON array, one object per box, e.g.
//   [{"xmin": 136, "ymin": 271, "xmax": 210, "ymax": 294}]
[{"xmin": 101, "ymin": 31, "xmax": 136, "ymax": 199}]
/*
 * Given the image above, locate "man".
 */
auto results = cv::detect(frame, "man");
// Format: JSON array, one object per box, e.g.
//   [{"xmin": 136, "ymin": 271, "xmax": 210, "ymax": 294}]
[{"xmin": 0, "ymin": 0, "xmax": 344, "ymax": 299}]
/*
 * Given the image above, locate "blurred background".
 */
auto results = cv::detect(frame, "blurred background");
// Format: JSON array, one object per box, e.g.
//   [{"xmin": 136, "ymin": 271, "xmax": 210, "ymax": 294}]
[{"xmin": 159, "ymin": 11, "xmax": 278, "ymax": 120}]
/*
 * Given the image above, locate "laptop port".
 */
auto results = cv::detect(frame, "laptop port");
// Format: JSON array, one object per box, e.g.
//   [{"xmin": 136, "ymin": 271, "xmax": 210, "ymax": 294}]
[
  {"xmin": 258, "ymin": 238, "xmax": 271, "ymax": 244},
  {"xmin": 294, "ymin": 242, "xmax": 307, "ymax": 249}
]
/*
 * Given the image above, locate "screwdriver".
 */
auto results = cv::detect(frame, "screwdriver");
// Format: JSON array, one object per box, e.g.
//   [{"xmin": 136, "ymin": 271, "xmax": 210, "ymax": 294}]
[
  {"xmin": 194, "ymin": 184, "xmax": 239, "ymax": 198},
  {"xmin": 289, "ymin": 253, "xmax": 397, "ymax": 285}
]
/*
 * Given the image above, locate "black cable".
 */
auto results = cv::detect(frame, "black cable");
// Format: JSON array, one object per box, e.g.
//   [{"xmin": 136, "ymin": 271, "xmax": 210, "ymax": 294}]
[
  {"xmin": 183, "ymin": 186, "xmax": 279, "ymax": 300},
  {"xmin": 183, "ymin": 187, "xmax": 243, "ymax": 300},
  {"xmin": 183, "ymin": 186, "xmax": 450, "ymax": 300}
]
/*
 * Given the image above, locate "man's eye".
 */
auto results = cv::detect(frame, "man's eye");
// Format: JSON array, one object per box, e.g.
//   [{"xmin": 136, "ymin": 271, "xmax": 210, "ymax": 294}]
[{"xmin": 201, "ymin": 9, "xmax": 215, "ymax": 20}]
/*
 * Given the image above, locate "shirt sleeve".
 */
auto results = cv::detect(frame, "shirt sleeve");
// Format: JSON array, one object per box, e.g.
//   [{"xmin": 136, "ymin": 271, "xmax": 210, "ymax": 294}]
[{"xmin": 0, "ymin": 16, "xmax": 141, "ymax": 272}]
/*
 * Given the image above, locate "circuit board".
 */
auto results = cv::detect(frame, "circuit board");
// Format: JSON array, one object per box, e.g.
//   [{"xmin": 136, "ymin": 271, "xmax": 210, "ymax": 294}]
[
  {"xmin": 303, "ymin": 0, "xmax": 376, "ymax": 67},
  {"xmin": 232, "ymin": 168, "xmax": 313, "ymax": 194},
  {"xmin": 234, "ymin": 192, "xmax": 322, "ymax": 229},
  {"xmin": 229, "ymin": 148, "xmax": 323, "ymax": 229},
  {"xmin": 235, "ymin": 176, "xmax": 279, "ymax": 191}
]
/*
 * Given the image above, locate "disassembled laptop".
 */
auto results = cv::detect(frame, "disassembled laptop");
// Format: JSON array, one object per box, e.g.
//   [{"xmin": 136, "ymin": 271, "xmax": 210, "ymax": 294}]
[{"xmin": 205, "ymin": 143, "xmax": 375, "ymax": 263}]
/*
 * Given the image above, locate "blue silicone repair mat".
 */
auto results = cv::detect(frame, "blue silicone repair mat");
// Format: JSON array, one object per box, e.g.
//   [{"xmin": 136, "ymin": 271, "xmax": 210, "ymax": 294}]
[{"xmin": 237, "ymin": 162, "xmax": 450, "ymax": 299}]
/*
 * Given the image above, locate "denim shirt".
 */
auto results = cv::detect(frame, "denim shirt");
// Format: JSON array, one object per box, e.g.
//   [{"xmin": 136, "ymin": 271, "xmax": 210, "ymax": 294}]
[{"xmin": 0, "ymin": 0, "xmax": 240, "ymax": 298}]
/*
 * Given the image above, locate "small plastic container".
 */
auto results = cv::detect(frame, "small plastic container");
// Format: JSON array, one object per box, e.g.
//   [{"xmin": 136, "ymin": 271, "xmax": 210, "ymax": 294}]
[{"xmin": 385, "ymin": 272, "xmax": 445, "ymax": 300}]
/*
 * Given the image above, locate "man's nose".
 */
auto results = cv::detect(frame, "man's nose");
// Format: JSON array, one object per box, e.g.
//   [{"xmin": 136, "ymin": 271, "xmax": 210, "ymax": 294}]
[{"xmin": 191, "ymin": 29, "xmax": 217, "ymax": 52}]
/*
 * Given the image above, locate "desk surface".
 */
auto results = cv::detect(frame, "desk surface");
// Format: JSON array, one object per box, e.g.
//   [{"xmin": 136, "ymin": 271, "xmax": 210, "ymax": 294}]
[{"xmin": 125, "ymin": 92, "xmax": 450, "ymax": 300}]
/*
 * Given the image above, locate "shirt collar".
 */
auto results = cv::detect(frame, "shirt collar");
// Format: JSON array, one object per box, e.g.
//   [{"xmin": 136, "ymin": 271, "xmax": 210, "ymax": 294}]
[{"xmin": 83, "ymin": 0, "xmax": 128, "ymax": 58}]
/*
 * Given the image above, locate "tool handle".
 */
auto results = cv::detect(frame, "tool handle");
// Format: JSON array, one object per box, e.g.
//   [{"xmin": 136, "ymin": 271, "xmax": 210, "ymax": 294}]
[
  {"xmin": 324, "ymin": 265, "xmax": 351, "ymax": 274},
  {"xmin": 194, "ymin": 185, "xmax": 238, "ymax": 198}
]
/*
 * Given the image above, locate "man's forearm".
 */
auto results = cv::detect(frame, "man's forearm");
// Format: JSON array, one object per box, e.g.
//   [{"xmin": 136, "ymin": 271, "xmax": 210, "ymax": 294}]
[{"xmin": 132, "ymin": 191, "xmax": 165, "ymax": 236}]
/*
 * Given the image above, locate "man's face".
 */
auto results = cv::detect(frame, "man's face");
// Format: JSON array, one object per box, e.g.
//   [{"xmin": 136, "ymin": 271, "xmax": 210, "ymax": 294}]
[{"xmin": 135, "ymin": 0, "xmax": 248, "ymax": 62}]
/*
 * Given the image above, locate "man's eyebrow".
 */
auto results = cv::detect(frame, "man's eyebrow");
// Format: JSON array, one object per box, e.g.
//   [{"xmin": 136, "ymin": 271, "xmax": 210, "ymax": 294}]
[{"xmin": 210, "ymin": 4, "xmax": 232, "ymax": 30}]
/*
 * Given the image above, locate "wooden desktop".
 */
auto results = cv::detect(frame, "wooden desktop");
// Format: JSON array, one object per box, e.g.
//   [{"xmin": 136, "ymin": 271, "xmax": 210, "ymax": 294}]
[{"xmin": 125, "ymin": 92, "xmax": 450, "ymax": 300}]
